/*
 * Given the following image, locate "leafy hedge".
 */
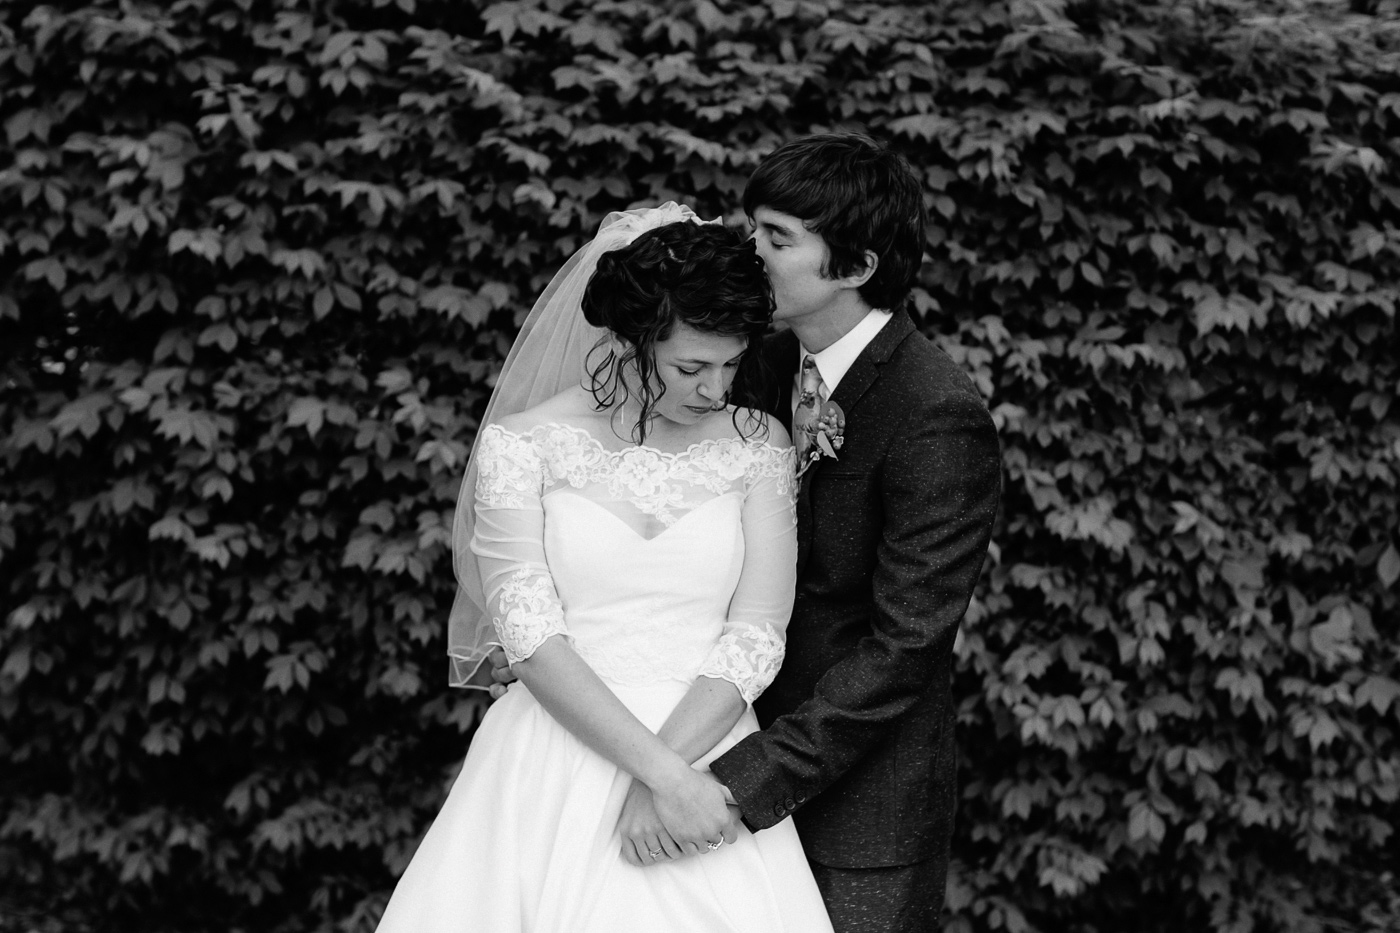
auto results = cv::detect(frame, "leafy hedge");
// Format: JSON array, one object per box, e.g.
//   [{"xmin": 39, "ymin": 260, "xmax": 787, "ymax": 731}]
[{"xmin": 2, "ymin": 1, "xmax": 1398, "ymax": 931}]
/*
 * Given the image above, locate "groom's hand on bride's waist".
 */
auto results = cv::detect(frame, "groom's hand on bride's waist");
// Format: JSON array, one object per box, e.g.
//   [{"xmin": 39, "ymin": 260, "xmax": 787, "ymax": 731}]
[{"xmin": 486, "ymin": 647, "xmax": 515, "ymax": 699}]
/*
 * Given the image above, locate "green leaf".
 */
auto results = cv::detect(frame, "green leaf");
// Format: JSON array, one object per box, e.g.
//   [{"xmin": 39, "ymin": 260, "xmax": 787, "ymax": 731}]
[
  {"xmin": 1355, "ymin": 676, "xmax": 1400, "ymax": 715},
  {"xmin": 50, "ymin": 394, "xmax": 112, "ymax": 438},
  {"xmin": 1128, "ymin": 802, "xmax": 1165, "ymax": 844},
  {"xmin": 286, "ymin": 398, "xmax": 327, "ymax": 437},
  {"xmin": 1377, "ymin": 543, "xmax": 1400, "ymax": 588}
]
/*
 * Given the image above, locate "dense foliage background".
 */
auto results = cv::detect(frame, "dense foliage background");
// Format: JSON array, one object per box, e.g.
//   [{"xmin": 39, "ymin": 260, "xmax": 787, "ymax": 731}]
[{"xmin": 2, "ymin": 0, "xmax": 1398, "ymax": 930}]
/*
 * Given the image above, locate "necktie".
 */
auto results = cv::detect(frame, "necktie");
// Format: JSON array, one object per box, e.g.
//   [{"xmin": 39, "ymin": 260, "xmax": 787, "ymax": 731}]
[{"xmin": 793, "ymin": 355, "xmax": 826, "ymax": 460}]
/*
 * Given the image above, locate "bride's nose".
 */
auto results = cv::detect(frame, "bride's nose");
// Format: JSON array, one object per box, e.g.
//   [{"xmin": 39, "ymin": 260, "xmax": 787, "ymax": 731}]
[{"xmin": 697, "ymin": 371, "xmax": 724, "ymax": 401}]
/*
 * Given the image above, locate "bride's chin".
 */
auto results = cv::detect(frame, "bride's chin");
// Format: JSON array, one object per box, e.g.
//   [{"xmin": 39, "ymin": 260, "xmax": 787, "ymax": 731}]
[{"xmin": 653, "ymin": 407, "xmax": 701, "ymax": 427}]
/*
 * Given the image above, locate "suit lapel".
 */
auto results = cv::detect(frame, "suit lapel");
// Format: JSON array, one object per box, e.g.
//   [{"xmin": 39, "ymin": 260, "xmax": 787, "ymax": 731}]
[
  {"xmin": 827, "ymin": 309, "xmax": 914, "ymax": 416},
  {"xmin": 795, "ymin": 311, "xmax": 916, "ymax": 577}
]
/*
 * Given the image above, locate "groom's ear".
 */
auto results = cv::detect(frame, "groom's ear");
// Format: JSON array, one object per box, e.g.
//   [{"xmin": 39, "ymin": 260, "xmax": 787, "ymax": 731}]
[{"xmin": 837, "ymin": 250, "xmax": 879, "ymax": 289}]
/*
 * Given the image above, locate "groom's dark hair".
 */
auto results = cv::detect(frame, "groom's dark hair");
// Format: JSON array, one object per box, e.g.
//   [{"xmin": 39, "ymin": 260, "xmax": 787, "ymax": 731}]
[{"xmin": 743, "ymin": 132, "xmax": 926, "ymax": 311}]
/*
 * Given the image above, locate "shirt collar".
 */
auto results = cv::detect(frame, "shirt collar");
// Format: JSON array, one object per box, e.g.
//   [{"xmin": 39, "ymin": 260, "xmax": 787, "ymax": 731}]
[{"xmin": 798, "ymin": 309, "xmax": 893, "ymax": 395}]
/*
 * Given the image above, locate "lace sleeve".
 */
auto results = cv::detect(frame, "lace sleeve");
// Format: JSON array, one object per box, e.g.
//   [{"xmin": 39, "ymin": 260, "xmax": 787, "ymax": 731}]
[
  {"xmin": 469, "ymin": 426, "xmax": 570, "ymax": 664},
  {"xmin": 697, "ymin": 445, "xmax": 798, "ymax": 703}
]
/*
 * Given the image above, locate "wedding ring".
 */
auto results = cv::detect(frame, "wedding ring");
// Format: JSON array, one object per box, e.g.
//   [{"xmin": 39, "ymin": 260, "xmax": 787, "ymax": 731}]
[
  {"xmin": 649, "ymin": 848, "xmax": 664, "ymax": 859},
  {"xmin": 706, "ymin": 839, "xmax": 723, "ymax": 851}
]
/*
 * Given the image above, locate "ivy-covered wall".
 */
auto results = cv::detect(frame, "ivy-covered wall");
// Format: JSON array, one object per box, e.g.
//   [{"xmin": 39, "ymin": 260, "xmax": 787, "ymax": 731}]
[{"xmin": 1, "ymin": 1, "xmax": 1397, "ymax": 931}]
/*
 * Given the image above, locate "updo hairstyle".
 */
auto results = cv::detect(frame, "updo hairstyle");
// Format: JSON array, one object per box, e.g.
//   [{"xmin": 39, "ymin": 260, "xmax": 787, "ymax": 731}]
[{"xmin": 581, "ymin": 220, "xmax": 772, "ymax": 443}]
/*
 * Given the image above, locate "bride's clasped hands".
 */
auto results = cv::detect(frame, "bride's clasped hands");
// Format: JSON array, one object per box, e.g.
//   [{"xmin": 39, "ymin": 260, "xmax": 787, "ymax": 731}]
[{"xmin": 615, "ymin": 769, "xmax": 741, "ymax": 866}]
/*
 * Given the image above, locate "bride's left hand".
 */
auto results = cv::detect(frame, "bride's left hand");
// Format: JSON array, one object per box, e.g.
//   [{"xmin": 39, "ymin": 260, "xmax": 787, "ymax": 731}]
[{"xmin": 617, "ymin": 781, "xmax": 682, "ymax": 867}]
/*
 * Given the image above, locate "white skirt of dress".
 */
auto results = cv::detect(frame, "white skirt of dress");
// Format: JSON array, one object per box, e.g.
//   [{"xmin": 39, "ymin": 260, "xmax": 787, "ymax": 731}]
[{"xmin": 375, "ymin": 679, "xmax": 833, "ymax": 933}]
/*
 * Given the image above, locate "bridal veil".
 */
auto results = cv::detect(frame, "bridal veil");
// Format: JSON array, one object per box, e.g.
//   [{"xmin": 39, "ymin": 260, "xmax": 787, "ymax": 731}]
[{"xmin": 447, "ymin": 202, "xmax": 720, "ymax": 687}]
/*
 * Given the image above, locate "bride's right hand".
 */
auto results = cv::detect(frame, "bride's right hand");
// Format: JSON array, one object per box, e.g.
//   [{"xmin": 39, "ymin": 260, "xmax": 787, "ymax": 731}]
[
  {"xmin": 617, "ymin": 781, "xmax": 683, "ymax": 867},
  {"xmin": 648, "ymin": 766, "xmax": 734, "ymax": 855}
]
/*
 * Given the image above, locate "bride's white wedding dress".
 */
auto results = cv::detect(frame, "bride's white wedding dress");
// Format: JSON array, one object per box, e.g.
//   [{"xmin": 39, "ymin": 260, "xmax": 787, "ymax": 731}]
[{"xmin": 375, "ymin": 420, "xmax": 833, "ymax": 933}]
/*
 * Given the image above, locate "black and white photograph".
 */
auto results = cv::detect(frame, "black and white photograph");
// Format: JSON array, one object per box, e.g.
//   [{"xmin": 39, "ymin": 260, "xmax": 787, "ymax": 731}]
[{"xmin": 1, "ymin": 1, "xmax": 1397, "ymax": 932}]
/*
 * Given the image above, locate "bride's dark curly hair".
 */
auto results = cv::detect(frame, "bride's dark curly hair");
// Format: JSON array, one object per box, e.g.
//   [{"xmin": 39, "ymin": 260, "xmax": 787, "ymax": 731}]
[{"xmin": 581, "ymin": 221, "xmax": 773, "ymax": 444}]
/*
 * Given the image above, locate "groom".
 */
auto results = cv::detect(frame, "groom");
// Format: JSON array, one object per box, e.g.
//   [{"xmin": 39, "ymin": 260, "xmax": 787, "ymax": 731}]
[{"xmin": 704, "ymin": 132, "xmax": 1002, "ymax": 932}]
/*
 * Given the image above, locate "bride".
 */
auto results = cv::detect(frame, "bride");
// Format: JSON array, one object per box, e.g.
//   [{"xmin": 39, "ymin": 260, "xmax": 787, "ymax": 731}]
[{"xmin": 374, "ymin": 204, "xmax": 833, "ymax": 932}]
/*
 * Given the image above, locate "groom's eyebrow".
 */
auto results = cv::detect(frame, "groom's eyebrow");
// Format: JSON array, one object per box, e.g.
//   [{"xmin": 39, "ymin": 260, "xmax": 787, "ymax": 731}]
[{"xmin": 757, "ymin": 217, "xmax": 799, "ymax": 239}]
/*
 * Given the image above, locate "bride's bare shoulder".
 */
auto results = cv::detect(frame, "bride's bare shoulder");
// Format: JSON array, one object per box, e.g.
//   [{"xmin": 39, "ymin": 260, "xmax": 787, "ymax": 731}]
[{"xmin": 492, "ymin": 386, "xmax": 599, "ymax": 436}]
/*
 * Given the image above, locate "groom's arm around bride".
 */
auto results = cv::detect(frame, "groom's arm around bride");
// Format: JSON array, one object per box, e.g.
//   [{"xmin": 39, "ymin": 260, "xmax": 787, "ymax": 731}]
[{"xmin": 707, "ymin": 133, "xmax": 1002, "ymax": 933}]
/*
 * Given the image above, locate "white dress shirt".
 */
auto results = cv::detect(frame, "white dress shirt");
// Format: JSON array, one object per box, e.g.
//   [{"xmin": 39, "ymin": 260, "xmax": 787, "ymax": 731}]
[{"xmin": 791, "ymin": 309, "xmax": 893, "ymax": 413}]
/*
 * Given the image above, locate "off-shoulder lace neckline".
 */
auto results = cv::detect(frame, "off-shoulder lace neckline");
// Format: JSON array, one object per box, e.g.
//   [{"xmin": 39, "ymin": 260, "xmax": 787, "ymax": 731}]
[{"xmin": 484, "ymin": 420, "xmax": 789, "ymax": 460}]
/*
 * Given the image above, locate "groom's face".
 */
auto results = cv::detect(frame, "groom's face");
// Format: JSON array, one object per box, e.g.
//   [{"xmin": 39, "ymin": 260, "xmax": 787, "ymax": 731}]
[{"xmin": 750, "ymin": 206, "xmax": 842, "ymax": 326}]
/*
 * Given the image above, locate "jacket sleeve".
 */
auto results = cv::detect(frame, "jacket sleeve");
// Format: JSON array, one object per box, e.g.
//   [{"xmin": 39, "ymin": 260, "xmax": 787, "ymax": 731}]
[{"xmin": 709, "ymin": 391, "xmax": 1001, "ymax": 830}]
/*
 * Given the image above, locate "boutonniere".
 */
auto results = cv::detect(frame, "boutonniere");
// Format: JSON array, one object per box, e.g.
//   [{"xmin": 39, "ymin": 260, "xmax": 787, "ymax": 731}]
[{"xmin": 795, "ymin": 398, "xmax": 845, "ymax": 479}]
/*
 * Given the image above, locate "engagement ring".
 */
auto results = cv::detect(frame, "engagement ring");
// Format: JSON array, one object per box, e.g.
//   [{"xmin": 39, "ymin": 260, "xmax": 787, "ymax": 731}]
[
  {"xmin": 706, "ymin": 839, "xmax": 723, "ymax": 851},
  {"xmin": 649, "ymin": 848, "xmax": 664, "ymax": 859}
]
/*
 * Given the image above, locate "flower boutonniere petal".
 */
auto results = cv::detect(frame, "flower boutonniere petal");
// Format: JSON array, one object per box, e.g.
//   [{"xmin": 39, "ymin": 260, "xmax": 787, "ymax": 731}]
[{"xmin": 796, "ymin": 398, "xmax": 845, "ymax": 479}]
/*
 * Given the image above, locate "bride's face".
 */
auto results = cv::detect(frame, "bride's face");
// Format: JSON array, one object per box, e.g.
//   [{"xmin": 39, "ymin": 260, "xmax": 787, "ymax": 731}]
[{"xmin": 650, "ymin": 323, "xmax": 747, "ymax": 425}]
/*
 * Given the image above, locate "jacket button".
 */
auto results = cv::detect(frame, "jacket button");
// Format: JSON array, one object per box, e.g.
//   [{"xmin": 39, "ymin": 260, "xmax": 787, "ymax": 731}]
[
  {"xmin": 773, "ymin": 802, "xmax": 785, "ymax": 817},
  {"xmin": 784, "ymin": 797, "xmax": 796, "ymax": 810},
  {"xmin": 795, "ymin": 792, "xmax": 807, "ymax": 804}
]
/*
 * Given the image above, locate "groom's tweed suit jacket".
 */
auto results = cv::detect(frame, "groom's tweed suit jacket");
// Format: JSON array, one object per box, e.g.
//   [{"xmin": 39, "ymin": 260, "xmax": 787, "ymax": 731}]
[{"xmin": 710, "ymin": 309, "xmax": 1001, "ymax": 874}]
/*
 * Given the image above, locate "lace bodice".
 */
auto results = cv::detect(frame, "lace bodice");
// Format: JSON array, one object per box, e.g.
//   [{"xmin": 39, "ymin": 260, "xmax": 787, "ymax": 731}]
[{"xmin": 469, "ymin": 422, "xmax": 797, "ymax": 703}]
